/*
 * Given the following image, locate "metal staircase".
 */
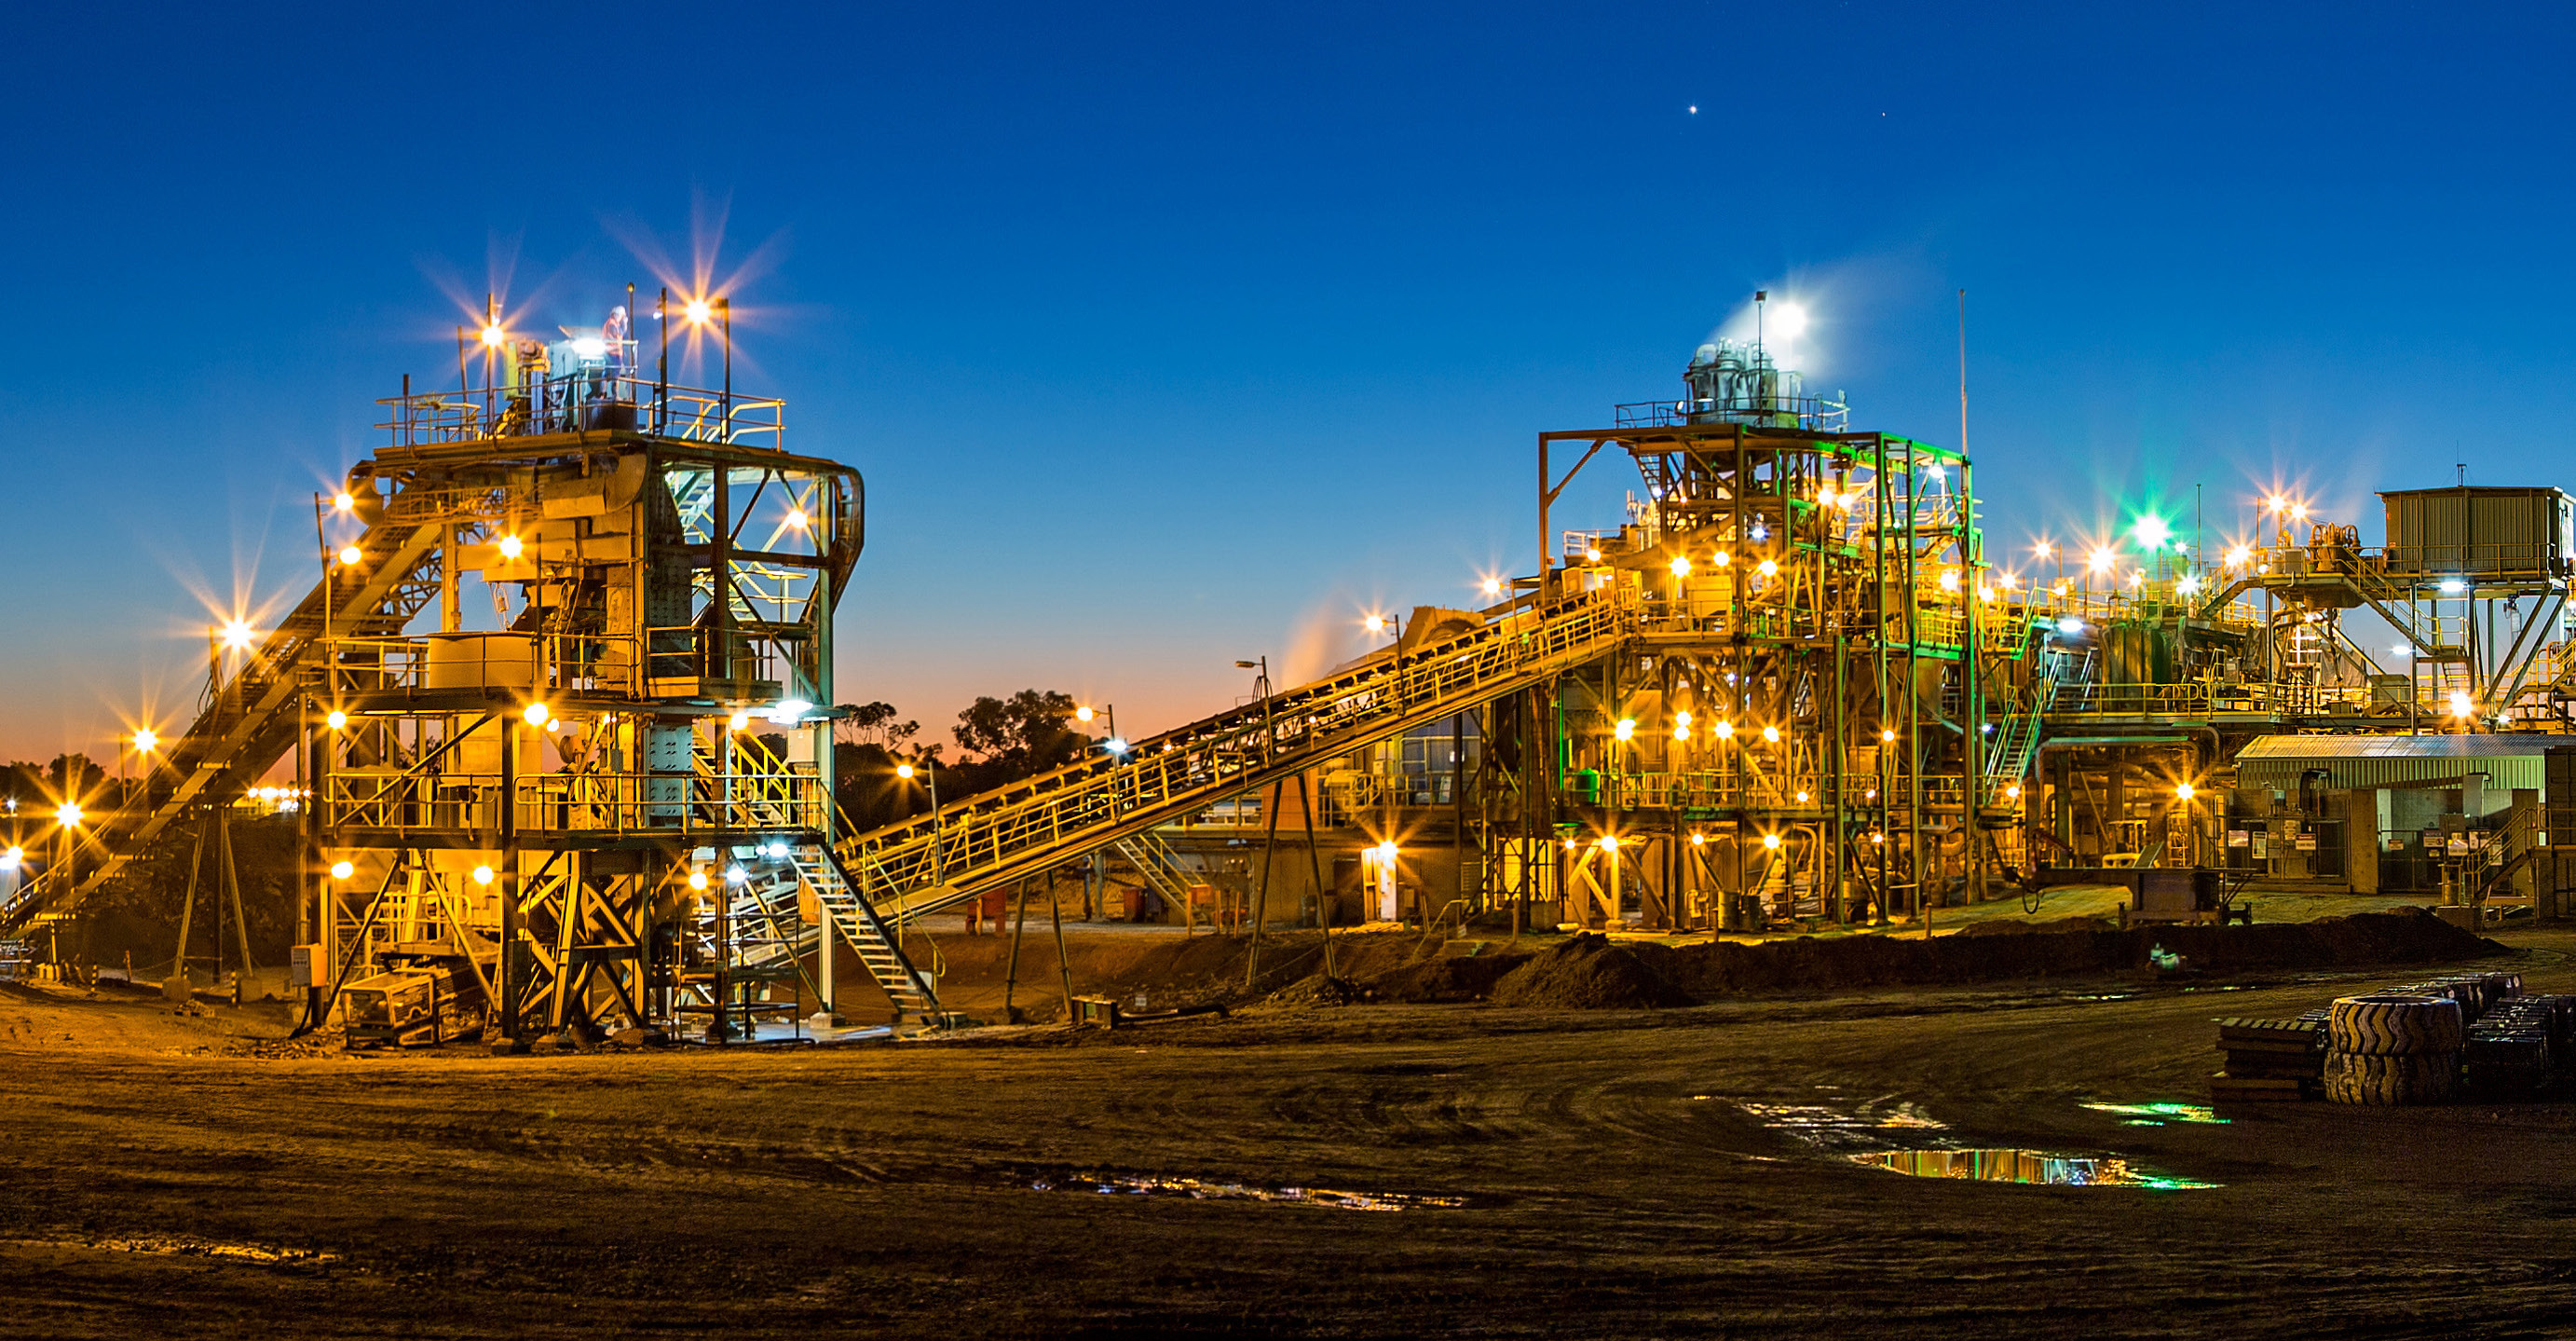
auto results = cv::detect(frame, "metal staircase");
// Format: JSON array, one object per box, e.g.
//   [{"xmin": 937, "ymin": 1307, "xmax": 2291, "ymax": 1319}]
[
  {"xmin": 710, "ymin": 841, "xmax": 941, "ymax": 1022},
  {"xmin": 1, "ymin": 508, "xmax": 445, "ymax": 934},
  {"xmin": 1989, "ymin": 644, "xmax": 2092, "ymax": 785}
]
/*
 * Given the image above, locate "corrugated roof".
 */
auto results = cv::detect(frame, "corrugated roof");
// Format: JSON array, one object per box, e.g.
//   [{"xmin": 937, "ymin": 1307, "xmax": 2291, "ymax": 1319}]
[
  {"xmin": 2233, "ymin": 733, "xmax": 2567, "ymax": 793},
  {"xmin": 2234, "ymin": 733, "xmax": 2568, "ymax": 759}
]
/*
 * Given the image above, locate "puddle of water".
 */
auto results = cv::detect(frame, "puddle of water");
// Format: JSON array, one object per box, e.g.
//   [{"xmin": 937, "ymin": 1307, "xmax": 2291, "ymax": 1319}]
[
  {"xmin": 1853, "ymin": 1148, "xmax": 2218, "ymax": 1190},
  {"xmin": 1030, "ymin": 1172, "xmax": 1465, "ymax": 1212},
  {"xmin": 2079, "ymin": 1101, "xmax": 2228, "ymax": 1127}
]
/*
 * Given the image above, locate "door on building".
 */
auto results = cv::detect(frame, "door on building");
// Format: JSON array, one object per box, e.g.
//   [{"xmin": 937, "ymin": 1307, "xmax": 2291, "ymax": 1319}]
[{"xmin": 2311, "ymin": 820, "xmax": 2345, "ymax": 879}]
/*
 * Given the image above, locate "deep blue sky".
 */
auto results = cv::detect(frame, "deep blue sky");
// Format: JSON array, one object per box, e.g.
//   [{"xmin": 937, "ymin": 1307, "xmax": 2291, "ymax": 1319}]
[{"xmin": 4, "ymin": 3, "xmax": 2572, "ymax": 759}]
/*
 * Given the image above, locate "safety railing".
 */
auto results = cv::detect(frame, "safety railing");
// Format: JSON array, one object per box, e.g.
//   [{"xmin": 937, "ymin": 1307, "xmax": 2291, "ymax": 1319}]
[
  {"xmin": 318, "ymin": 633, "xmax": 645, "ymax": 701},
  {"xmin": 378, "ymin": 375, "xmax": 784, "ymax": 451},
  {"xmin": 841, "ymin": 588, "xmax": 1641, "ymax": 915},
  {"xmin": 1612, "ymin": 395, "xmax": 1851, "ymax": 432},
  {"xmin": 324, "ymin": 768, "xmax": 827, "ymax": 835},
  {"xmin": 1582, "ymin": 771, "xmax": 1972, "ymax": 814}
]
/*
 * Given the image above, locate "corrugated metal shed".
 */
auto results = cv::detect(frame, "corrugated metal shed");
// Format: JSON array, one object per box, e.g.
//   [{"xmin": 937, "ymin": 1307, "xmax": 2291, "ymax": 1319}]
[{"xmin": 2233, "ymin": 733, "xmax": 2566, "ymax": 792}]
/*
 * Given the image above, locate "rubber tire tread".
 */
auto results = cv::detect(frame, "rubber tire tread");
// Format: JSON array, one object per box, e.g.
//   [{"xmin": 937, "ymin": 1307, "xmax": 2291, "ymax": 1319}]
[
  {"xmin": 2324, "ymin": 1048, "xmax": 2458, "ymax": 1105},
  {"xmin": 2329, "ymin": 993, "xmax": 2464, "ymax": 1056}
]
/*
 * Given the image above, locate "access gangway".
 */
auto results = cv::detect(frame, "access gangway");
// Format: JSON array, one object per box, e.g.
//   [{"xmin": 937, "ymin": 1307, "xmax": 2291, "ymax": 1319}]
[{"xmin": 794, "ymin": 586, "xmax": 1639, "ymax": 1007}]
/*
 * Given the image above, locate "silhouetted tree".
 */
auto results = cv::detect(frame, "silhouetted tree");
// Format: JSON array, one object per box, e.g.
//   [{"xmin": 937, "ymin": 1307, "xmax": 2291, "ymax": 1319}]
[{"xmin": 952, "ymin": 690, "xmax": 1092, "ymax": 790}]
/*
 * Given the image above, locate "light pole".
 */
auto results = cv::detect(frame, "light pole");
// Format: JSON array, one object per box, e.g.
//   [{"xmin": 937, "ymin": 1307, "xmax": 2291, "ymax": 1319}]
[
  {"xmin": 896, "ymin": 759, "xmax": 942, "ymax": 884},
  {"xmin": 1074, "ymin": 703, "xmax": 1121, "ymax": 754}
]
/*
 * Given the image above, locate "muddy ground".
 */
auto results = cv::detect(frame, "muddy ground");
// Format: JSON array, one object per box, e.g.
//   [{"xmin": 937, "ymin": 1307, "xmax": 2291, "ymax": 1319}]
[{"xmin": 4, "ymin": 926, "xmax": 2574, "ymax": 1337}]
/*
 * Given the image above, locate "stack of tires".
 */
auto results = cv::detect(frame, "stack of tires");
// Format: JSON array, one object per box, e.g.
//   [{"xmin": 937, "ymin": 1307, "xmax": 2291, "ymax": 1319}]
[{"xmin": 2324, "ymin": 992, "xmax": 2462, "ymax": 1105}]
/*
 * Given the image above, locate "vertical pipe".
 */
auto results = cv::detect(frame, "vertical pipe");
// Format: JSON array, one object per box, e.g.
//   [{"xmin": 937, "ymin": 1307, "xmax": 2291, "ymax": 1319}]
[
  {"xmin": 1247, "ymin": 777, "xmax": 1283, "ymax": 992},
  {"xmin": 499, "ymin": 714, "xmax": 521, "ymax": 1044},
  {"xmin": 1300, "ymin": 773, "xmax": 1334, "ymax": 978},
  {"xmin": 1962, "ymin": 454, "xmax": 1983, "ymax": 905}
]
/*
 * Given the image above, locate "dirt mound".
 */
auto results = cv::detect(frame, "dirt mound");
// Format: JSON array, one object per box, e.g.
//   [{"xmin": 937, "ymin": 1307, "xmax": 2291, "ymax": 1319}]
[
  {"xmin": 1488, "ymin": 935, "xmax": 1692, "ymax": 1009},
  {"xmin": 1651, "ymin": 909, "xmax": 2501, "ymax": 1001},
  {"xmin": 1267, "ymin": 973, "xmax": 1367, "ymax": 1007},
  {"xmin": 1953, "ymin": 915, "xmax": 2121, "ymax": 937},
  {"xmin": 1358, "ymin": 950, "xmax": 1533, "ymax": 1004}
]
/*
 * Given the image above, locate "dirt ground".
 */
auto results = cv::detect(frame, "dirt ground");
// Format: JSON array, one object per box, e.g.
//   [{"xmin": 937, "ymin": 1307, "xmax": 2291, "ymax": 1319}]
[{"xmin": 4, "ymin": 924, "xmax": 2574, "ymax": 1338}]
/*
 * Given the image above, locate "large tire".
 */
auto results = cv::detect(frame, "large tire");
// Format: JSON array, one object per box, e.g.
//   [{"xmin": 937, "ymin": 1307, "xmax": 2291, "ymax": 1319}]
[
  {"xmin": 2329, "ymin": 993, "xmax": 2465, "ymax": 1057},
  {"xmin": 2324, "ymin": 1049, "xmax": 2459, "ymax": 1105}
]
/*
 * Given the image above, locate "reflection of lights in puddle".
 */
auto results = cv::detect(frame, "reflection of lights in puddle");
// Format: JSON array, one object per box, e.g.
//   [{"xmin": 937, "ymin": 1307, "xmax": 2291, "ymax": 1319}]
[
  {"xmin": 2080, "ymin": 1101, "xmax": 2228, "ymax": 1128},
  {"xmin": 22, "ymin": 1236, "xmax": 340, "ymax": 1265},
  {"xmin": 1852, "ymin": 1149, "xmax": 2218, "ymax": 1190},
  {"xmin": 1032, "ymin": 1173, "xmax": 1465, "ymax": 1212},
  {"xmin": 1729, "ymin": 1097, "xmax": 2217, "ymax": 1188}
]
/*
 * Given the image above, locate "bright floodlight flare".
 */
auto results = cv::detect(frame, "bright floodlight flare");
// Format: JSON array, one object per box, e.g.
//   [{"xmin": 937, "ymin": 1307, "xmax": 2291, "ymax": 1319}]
[
  {"xmin": 1105, "ymin": 737, "xmax": 1129, "ymax": 754},
  {"xmin": 729, "ymin": 710, "xmax": 750, "ymax": 732},
  {"xmin": 330, "ymin": 860, "xmax": 355, "ymax": 880},
  {"xmin": 2174, "ymin": 783, "xmax": 2196, "ymax": 802},
  {"xmin": 471, "ymin": 864, "xmax": 495, "ymax": 885},
  {"xmin": 894, "ymin": 762, "xmax": 916, "ymax": 779},
  {"xmin": 1672, "ymin": 723, "xmax": 1690, "ymax": 741},
  {"xmin": 132, "ymin": 728, "xmax": 157, "ymax": 753},
  {"xmin": 497, "ymin": 534, "xmax": 524, "ymax": 560},
  {"xmin": 2266, "ymin": 495, "xmax": 2286, "ymax": 514},
  {"xmin": 1364, "ymin": 614, "xmax": 1386, "ymax": 634},
  {"xmin": 1074, "ymin": 705, "xmax": 1097, "ymax": 722},
  {"xmin": 2450, "ymin": 690, "xmax": 2475, "ymax": 718},
  {"xmin": 1614, "ymin": 718, "xmax": 1636, "ymax": 742},
  {"xmin": 785, "ymin": 508, "xmax": 809, "ymax": 528},
  {"xmin": 338, "ymin": 544, "xmax": 363, "ymax": 566},
  {"xmin": 333, "ymin": 491, "xmax": 354, "ymax": 512},
  {"xmin": 1480, "ymin": 576, "xmax": 1503, "ymax": 596},
  {"xmin": 1690, "ymin": 833, "xmax": 1705, "ymax": 845},
  {"xmin": 684, "ymin": 297, "xmax": 714, "ymax": 326},
  {"xmin": 1762, "ymin": 724, "xmax": 1781, "ymax": 743},
  {"xmin": 326, "ymin": 709, "xmax": 348, "ymax": 730},
  {"xmin": 2133, "ymin": 514, "xmax": 2171, "ymax": 550},
  {"xmin": 1598, "ymin": 834, "xmax": 1618, "ymax": 850},
  {"xmin": 2088, "ymin": 547, "xmax": 2115, "ymax": 574},
  {"xmin": 2033, "ymin": 540, "xmax": 2054, "ymax": 558},
  {"xmin": 1762, "ymin": 832, "xmax": 1782, "ymax": 851},
  {"xmin": 2225, "ymin": 544, "xmax": 2252, "ymax": 568},
  {"xmin": 725, "ymin": 865, "xmax": 747, "ymax": 885},
  {"xmin": 523, "ymin": 703, "xmax": 551, "ymax": 727},
  {"xmin": 0, "ymin": 846, "xmax": 18, "ymax": 869},
  {"xmin": 1756, "ymin": 558, "xmax": 1779, "ymax": 578},
  {"xmin": 688, "ymin": 869, "xmax": 709, "ymax": 891},
  {"xmin": 1675, "ymin": 710, "xmax": 1692, "ymax": 728},
  {"xmin": 1377, "ymin": 840, "xmax": 1397, "ymax": 859},
  {"xmin": 221, "ymin": 620, "xmax": 256, "ymax": 650},
  {"xmin": 57, "ymin": 800, "xmax": 83, "ymax": 826}
]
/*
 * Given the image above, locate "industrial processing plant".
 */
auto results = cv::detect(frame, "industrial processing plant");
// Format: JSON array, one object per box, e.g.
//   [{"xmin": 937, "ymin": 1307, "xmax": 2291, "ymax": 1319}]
[{"xmin": 9, "ymin": 8, "xmax": 2576, "ymax": 1339}]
